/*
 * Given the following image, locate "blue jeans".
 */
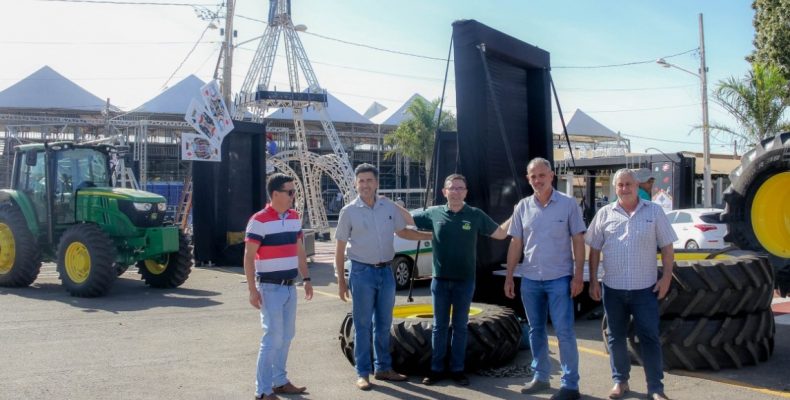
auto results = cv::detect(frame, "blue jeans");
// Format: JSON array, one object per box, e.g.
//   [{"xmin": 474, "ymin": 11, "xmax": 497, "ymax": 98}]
[
  {"xmin": 256, "ymin": 283, "xmax": 297, "ymax": 397},
  {"xmin": 602, "ymin": 284, "xmax": 664, "ymax": 394},
  {"xmin": 520, "ymin": 276, "xmax": 579, "ymax": 390},
  {"xmin": 431, "ymin": 277, "xmax": 475, "ymax": 373},
  {"xmin": 349, "ymin": 260, "xmax": 396, "ymax": 377}
]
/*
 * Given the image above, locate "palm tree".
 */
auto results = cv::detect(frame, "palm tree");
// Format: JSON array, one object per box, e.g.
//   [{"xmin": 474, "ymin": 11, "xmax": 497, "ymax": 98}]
[
  {"xmin": 383, "ymin": 97, "xmax": 456, "ymax": 177},
  {"xmin": 712, "ymin": 62, "xmax": 790, "ymax": 147}
]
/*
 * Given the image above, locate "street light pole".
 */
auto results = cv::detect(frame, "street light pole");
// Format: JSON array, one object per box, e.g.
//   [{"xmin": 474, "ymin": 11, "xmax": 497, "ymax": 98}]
[
  {"xmin": 656, "ymin": 13, "xmax": 711, "ymax": 208},
  {"xmin": 698, "ymin": 13, "xmax": 711, "ymax": 208}
]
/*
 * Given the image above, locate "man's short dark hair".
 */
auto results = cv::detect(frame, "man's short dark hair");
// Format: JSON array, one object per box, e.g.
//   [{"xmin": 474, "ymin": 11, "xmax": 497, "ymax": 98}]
[
  {"xmin": 444, "ymin": 174, "xmax": 467, "ymax": 187},
  {"xmin": 267, "ymin": 173, "xmax": 295, "ymax": 196},
  {"xmin": 354, "ymin": 163, "xmax": 379, "ymax": 179}
]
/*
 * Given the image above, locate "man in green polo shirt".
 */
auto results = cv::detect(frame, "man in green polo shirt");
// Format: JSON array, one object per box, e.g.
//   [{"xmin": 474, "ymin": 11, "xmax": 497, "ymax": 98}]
[{"xmin": 412, "ymin": 173, "xmax": 511, "ymax": 386}]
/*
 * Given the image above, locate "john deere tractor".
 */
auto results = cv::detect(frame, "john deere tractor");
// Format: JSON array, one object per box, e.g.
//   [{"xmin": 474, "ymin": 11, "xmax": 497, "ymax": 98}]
[{"xmin": 0, "ymin": 141, "xmax": 193, "ymax": 297}]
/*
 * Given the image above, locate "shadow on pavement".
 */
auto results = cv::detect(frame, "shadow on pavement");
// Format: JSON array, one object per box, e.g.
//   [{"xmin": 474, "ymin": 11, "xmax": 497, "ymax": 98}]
[{"xmin": 0, "ymin": 278, "xmax": 223, "ymax": 312}]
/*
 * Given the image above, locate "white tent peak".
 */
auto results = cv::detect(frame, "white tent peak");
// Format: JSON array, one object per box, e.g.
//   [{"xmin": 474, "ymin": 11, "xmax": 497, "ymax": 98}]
[
  {"xmin": 134, "ymin": 75, "xmax": 206, "ymax": 115},
  {"xmin": 0, "ymin": 65, "xmax": 114, "ymax": 112},
  {"xmin": 561, "ymin": 109, "xmax": 618, "ymax": 138},
  {"xmin": 265, "ymin": 91, "xmax": 372, "ymax": 124},
  {"xmin": 371, "ymin": 93, "xmax": 430, "ymax": 126},
  {"xmin": 363, "ymin": 101, "xmax": 388, "ymax": 119}
]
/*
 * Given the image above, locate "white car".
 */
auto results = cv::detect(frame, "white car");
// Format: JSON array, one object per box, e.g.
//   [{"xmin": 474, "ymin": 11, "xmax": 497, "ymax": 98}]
[
  {"xmin": 665, "ymin": 208, "xmax": 729, "ymax": 249},
  {"xmin": 342, "ymin": 235, "xmax": 433, "ymax": 290}
]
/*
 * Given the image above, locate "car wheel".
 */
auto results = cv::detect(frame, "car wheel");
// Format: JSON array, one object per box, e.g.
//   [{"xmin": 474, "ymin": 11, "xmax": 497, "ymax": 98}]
[
  {"xmin": 685, "ymin": 240, "xmax": 699, "ymax": 249},
  {"xmin": 392, "ymin": 255, "xmax": 412, "ymax": 291}
]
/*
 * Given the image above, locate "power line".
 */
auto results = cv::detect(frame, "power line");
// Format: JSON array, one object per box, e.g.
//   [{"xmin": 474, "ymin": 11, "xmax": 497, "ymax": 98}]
[
  {"xmin": 621, "ymin": 133, "xmax": 706, "ymax": 145},
  {"xmin": 236, "ymin": 14, "xmax": 698, "ymax": 69},
  {"xmin": 561, "ymin": 84, "xmax": 696, "ymax": 92},
  {"xmin": 39, "ymin": 0, "xmax": 218, "ymax": 6},
  {"xmin": 552, "ymin": 103, "xmax": 700, "ymax": 114},
  {"xmin": 161, "ymin": 17, "xmax": 219, "ymax": 90},
  {"xmin": 302, "ymin": 31, "xmax": 448, "ymax": 62},
  {"xmin": 553, "ymin": 48, "xmax": 698, "ymax": 69},
  {"xmin": 0, "ymin": 40, "xmax": 220, "ymax": 45}
]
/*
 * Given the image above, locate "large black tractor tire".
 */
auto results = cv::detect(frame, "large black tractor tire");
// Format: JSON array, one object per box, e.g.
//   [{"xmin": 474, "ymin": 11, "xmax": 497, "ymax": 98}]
[
  {"xmin": 339, "ymin": 303, "xmax": 521, "ymax": 375},
  {"xmin": 625, "ymin": 309, "xmax": 775, "ymax": 371},
  {"xmin": 0, "ymin": 203, "xmax": 41, "ymax": 287},
  {"xmin": 137, "ymin": 231, "xmax": 193, "ymax": 288},
  {"xmin": 659, "ymin": 253, "xmax": 774, "ymax": 317},
  {"xmin": 56, "ymin": 224, "xmax": 117, "ymax": 297},
  {"xmin": 721, "ymin": 132, "xmax": 790, "ymax": 293}
]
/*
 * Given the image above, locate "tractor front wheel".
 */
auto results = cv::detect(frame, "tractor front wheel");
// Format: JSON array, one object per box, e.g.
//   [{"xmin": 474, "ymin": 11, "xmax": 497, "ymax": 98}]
[
  {"xmin": 0, "ymin": 203, "xmax": 41, "ymax": 287},
  {"xmin": 57, "ymin": 224, "xmax": 117, "ymax": 297},
  {"xmin": 138, "ymin": 231, "xmax": 193, "ymax": 288}
]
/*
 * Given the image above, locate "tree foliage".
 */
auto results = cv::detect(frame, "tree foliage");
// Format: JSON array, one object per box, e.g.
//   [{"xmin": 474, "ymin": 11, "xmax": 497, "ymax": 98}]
[
  {"xmin": 749, "ymin": 0, "xmax": 790, "ymax": 79},
  {"xmin": 712, "ymin": 62, "xmax": 790, "ymax": 146},
  {"xmin": 383, "ymin": 97, "xmax": 456, "ymax": 172}
]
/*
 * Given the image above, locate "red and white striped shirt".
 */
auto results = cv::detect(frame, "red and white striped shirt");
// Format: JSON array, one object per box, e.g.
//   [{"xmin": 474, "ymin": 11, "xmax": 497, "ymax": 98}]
[{"xmin": 245, "ymin": 204, "xmax": 303, "ymax": 280}]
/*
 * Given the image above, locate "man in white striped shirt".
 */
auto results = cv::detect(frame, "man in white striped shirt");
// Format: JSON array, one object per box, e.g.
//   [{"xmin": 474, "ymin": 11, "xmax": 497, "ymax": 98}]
[{"xmin": 585, "ymin": 168, "xmax": 676, "ymax": 400}]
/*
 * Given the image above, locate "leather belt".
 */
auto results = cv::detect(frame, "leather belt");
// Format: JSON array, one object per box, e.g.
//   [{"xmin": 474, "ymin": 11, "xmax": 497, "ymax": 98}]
[
  {"xmin": 256, "ymin": 277, "xmax": 295, "ymax": 286},
  {"xmin": 352, "ymin": 260, "xmax": 391, "ymax": 268}
]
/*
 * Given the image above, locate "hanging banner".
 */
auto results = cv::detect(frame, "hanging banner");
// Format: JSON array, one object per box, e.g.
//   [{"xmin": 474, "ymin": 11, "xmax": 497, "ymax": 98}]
[
  {"xmin": 200, "ymin": 80, "xmax": 234, "ymax": 140},
  {"xmin": 185, "ymin": 99, "xmax": 220, "ymax": 144},
  {"xmin": 181, "ymin": 132, "xmax": 221, "ymax": 162}
]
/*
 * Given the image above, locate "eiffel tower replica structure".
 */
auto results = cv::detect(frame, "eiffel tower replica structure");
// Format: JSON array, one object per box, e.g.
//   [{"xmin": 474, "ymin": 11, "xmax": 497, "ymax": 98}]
[{"xmin": 234, "ymin": 0, "xmax": 355, "ymax": 237}]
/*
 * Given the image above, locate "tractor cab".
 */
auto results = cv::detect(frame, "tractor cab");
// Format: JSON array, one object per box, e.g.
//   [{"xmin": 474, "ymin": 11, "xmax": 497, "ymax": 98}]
[{"xmin": 13, "ymin": 142, "xmax": 112, "ymax": 229}]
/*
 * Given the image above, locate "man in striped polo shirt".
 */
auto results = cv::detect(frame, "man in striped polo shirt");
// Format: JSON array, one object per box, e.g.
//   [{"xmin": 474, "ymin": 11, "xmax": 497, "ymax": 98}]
[{"xmin": 245, "ymin": 173, "xmax": 313, "ymax": 400}]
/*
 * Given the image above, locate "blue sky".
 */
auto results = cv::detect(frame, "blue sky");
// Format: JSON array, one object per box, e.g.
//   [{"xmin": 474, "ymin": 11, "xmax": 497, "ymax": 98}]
[{"xmin": 3, "ymin": 0, "xmax": 756, "ymax": 155}]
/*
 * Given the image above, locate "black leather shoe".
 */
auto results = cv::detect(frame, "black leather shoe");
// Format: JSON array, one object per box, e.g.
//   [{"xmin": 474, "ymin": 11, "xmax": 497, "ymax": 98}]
[
  {"xmin": 450, "ymin": 372, "xmax": 469, "ymax": 386},
  {"xmin": 520, "ymin": 379, "xmax": 551, "ymax": 394},
  {"xmin": 551, "ymin": 388, "xmax": 581, "ymax": 400},
  {"xmin": 422, "ymin": 371, "xmax": 444, "ymax": 385}
]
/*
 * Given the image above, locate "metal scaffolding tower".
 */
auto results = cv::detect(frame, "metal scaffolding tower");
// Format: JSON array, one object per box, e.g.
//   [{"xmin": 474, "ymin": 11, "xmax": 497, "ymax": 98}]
[{"xmin": 234, "ymin": 0, "xmax": 355, "ymax": 236}]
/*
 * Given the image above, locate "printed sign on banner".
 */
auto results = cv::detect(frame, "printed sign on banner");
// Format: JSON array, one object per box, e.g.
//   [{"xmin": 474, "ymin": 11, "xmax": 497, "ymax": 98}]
[
  {"xmin": 200, "ymin": 80, "xmax": 234, "ymax": 139},
  {"xmin": 181, "ymin": 132, "xmax": 221, "ymax": 162},
  {"xmin": 185, "ymin": 99, "xmax": 220, "ymax": 144}
]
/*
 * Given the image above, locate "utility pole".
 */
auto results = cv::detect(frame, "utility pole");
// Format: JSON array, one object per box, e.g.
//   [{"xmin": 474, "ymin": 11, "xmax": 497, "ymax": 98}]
[
  {"xmin": 699, "ymin": 13, "xmax": 711, "ymax": 208},
  {"xmin": 222, "ymin": 0, "xmax": 235, "ymax": 109}
]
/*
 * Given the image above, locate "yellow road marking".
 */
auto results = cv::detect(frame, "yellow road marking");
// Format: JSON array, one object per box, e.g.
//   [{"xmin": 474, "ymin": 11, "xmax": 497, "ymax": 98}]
[
  {"xmin": 548, "ymin": 339, "xmax": 790, "ymax": 398},
  {"xmin": 308, "ymin": 287, "xmax": 338, "ymax": 299}
]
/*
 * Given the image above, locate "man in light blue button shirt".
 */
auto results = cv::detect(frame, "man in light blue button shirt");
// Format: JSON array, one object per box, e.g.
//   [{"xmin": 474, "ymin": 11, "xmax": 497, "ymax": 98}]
[
  {"xmin": 504, "ymin": 157, "xmax": 586, "ymax": 400},
  {"xmin": 334, "ymin": 163, "xmax": 425, "ymax": 391}
]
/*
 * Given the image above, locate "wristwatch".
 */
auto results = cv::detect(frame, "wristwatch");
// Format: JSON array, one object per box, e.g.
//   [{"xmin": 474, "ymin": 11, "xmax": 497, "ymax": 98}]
[{"xmin": 302, "ymin": 277, "xmax": 312, "ymax": 283}]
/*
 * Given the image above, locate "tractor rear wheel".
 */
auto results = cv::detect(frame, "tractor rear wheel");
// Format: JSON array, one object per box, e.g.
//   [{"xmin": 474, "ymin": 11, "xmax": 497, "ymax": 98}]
[
  {"xmin": 0, "ymin": 203, "xmax": 41, "ymax": 287},
  {"xmin": 138, "ymin": 230, "xmax": 193, "ymax": 288},
  {"xmin": 57, "ymin": 224, "xmax": 117, "ymax": 297},
  {"xmin": 722, "ymin": 132, "xmax": 790, "ymax": 294}
]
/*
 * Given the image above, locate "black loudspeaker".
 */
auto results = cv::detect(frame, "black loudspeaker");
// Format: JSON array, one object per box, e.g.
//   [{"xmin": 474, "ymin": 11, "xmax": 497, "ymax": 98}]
[
  {"xmin": 193, "ymin": 120, "xmax": 267, "ymax": 266},
  {"xmin": 451, "ymin": 20, "xmax": 553, "ymax": 305}
]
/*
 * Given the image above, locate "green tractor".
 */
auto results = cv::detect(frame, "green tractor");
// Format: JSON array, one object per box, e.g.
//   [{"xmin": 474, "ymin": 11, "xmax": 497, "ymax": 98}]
[{"xmin": 0, "ymin": 141, "xmax": 193, "ymax": 297}]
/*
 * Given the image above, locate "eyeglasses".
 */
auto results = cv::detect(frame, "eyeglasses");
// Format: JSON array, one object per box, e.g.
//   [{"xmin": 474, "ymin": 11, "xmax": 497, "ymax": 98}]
[
  {"xmin": 446, "ymin": 187, "xmax": 467, "ymax": 192},
  {"xmin": 276, "ymin": 189, "xmax": 296, "ymax": 196}
]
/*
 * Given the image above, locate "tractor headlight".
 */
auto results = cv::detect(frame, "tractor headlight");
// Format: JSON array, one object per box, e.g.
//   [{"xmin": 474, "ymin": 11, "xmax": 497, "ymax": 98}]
[
  {"xmin": 133, "ymin": 202, "xmax": 153, "ymax": 212},
  {"xmin": 156, "ymin": 202, "xmax": 167, "ymax": 212}
]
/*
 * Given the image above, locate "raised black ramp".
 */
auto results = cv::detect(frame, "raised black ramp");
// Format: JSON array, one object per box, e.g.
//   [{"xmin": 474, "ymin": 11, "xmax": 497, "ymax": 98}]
[{"xmin": 450, "ymin": 20, "xmax": 553, "ymax": 307}]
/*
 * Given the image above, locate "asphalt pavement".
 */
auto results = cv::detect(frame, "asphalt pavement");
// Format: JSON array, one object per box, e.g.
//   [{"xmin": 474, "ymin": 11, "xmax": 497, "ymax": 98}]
[{"xmin": 1, "ymin": 241, "xmax": 789, "ymax": 399}]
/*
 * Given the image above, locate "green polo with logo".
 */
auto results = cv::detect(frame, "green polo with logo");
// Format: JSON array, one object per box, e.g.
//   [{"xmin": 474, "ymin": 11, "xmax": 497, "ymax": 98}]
[{"xmin": 412, "ymin": 204, "xmax": 499, "ymax": 281}]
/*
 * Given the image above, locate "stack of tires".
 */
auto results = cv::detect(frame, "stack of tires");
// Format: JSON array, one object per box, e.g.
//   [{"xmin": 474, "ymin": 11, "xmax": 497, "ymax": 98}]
[
  {"xmin": 605, "ymin": 253, "xmax": 776, "ymax": 371},
  {"xmin": 339, "ymin": 303, "xmax": 522, "ymax": 374}
]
